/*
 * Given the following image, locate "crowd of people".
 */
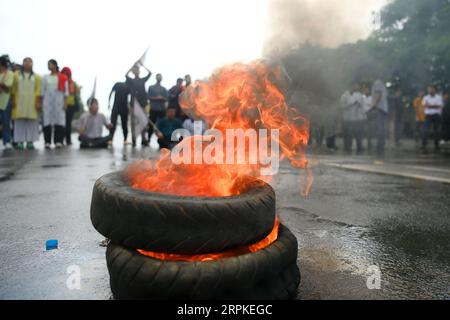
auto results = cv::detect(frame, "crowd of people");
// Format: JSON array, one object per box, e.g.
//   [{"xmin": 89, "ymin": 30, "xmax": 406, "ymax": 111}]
[
  {"xmin": 335, "ymin": 80, "xmax": 450, "ymax": 158},
  {"xmin": 105, "ymin": 63, "xmax": 201, "ymax": 150},
  {"xmin": 0, "ymin": 56, "xmax": 81, "ymax": 150},
  {"xmin": 1, "ymin": 55, "xmax": 450, "ymax": 158},
  {"xmin": 0, "ymin": 55, "xmax": 205, "ymax": 151}
]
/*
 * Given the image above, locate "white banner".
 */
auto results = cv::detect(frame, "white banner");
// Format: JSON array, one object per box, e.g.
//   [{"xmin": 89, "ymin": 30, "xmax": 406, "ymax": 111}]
[{"xmin": 133, "ymin": 100, "xmax": 149, "ymax": 137}]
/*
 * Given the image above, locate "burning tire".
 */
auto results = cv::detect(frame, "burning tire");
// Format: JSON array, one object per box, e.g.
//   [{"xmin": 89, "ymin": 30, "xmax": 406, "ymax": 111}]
[
  {"xmin": 91, "ymin": 171, "xmax": 276, "ymax": 254},
  {"xmin": 106, "ymin": 225, "xmax": 300, "ymax": 300}
]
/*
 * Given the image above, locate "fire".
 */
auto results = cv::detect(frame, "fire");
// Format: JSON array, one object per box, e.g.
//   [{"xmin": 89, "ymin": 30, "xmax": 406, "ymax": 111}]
[
  {"xmin": 138, "ymin": 217, "xmax": 280, "ymax": 262},
  {"xmin": 128, "ymin": 60, "xmax": 311, "ymax": 197}
]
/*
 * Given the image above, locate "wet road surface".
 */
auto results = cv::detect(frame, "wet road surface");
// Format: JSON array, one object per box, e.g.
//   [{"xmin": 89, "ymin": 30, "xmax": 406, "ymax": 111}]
[{"xmin": 0, "ymin": 137, "xmax": 449, "ymax": 299}]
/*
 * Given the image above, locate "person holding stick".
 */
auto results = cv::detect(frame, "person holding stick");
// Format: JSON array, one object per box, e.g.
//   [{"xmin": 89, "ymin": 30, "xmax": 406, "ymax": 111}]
[
  {"xmin": 126, "ymin": 61, "xmax": 151, "ymax": 147},
  {"xmin": 155, "ymin": 106, "xmax": 183, "ymax": 150}
]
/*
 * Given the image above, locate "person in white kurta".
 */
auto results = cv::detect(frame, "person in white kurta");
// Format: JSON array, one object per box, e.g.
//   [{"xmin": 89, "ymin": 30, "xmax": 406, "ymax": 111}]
[{"xmin": 41, "ymin": 60, "xmax": 68, "ymax": 149}]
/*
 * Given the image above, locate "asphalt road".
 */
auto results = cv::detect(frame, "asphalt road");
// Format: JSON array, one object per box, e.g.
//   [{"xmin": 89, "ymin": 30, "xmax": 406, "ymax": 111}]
[{"xmin": 0, "ymin": 137, "xmax": 449, "ymax": 300}]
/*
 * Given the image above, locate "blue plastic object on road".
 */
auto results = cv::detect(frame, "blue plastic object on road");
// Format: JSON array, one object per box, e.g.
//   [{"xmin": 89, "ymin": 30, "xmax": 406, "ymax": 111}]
[{"xmin": 46, "ymin": 240, "xmax": 58, "ymax": 250}]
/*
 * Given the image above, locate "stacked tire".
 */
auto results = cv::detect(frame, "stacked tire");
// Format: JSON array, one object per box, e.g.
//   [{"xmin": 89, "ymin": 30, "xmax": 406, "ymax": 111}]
[{"xmin": 91, "ymin": 171, "xmax": 300, "ymax": 300}]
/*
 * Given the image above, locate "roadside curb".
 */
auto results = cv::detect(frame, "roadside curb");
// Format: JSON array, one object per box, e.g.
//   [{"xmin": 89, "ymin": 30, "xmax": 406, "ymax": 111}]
[{"xmin": 325, "ymin": 162, "xmax": 450, "ymax": 185}]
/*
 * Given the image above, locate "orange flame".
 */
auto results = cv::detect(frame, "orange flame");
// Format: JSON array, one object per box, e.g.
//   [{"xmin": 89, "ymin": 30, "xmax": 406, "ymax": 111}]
[
  {"xmin": 128, "ymin": 60, "xmax": 311, "ymax": 197},
  {"xmin": 138, "ymin": 217, "xmax": 280, "ymax": 262},
  {"xmin": 180, "ymin": 60, "xmax": 309, "ymax": 167}
]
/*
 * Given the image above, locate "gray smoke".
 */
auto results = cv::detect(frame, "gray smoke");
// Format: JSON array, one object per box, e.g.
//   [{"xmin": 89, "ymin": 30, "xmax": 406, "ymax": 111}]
[
  {"xmin": 263, "ymin": 0, "xmax": 388, "ymax": 135},
  {"xmin": 264, "ymin": 0, "xmax": 386, "ymax": 54}
]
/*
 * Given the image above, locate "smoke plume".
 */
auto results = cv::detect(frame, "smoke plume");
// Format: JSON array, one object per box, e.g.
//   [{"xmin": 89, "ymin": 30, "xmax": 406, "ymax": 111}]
[
  {"xmin": 264, "ymin": 0, "xmax": 387, "ymax": 54},
  {"xmin": 262, "ymin": 0, "xmax": 388, "ymax": 134}
]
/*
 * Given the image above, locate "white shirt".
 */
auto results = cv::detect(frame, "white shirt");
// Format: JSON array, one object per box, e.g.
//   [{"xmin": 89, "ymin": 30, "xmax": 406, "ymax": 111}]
[
  {"xmin": 79, "ymin": 112, "xmax": 108, "ymax": 138},
  {"xmin": 371, "ymin": 80, "xmax": 388, "ymax": 113},
  {"xmin": 363, "ymin": 95, "xmax": 372, "ymax": 113},
  {"xmin": 341, "ymin": 91, "xmax": 365, "ymax": 121},
  {"xmin": 422, "ymin": 94, "xmax": 444, "ymax": 115}
]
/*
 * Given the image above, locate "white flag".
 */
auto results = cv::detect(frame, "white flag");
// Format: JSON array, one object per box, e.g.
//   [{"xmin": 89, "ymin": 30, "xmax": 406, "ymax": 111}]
[
  {"xmin": 137, "ymin": 47, "xmax": 150, "ymax": 65},
  {"xmin": 87, "ymin": 77, "xmax": 97, "ymax": 105},
  {"xmin": 133, "ymin": 100, "xmax": 149, "ymax": 137}
]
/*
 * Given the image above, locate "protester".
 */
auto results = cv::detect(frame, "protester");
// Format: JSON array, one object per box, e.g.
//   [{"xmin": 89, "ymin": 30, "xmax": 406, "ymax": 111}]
[
  {"xmin": 148, "ymin": 73, "xmax": 168, "ymax": 139},
  {"xmin": 155, "ymin": 106, "xmax": 183, "ymax": 149},
  {"xmin": 180, "ymin": 75, "xmax": 193, "ymax": 122},
  {"xmin": 391, "ymin": 88, "xmax": 405, "ymax": 147},
  {"xmin": 41, "ymin": 59, "xmax": 68, "ymax": 149},
  {"xmin": 0, "ymin": 56, "xmax": 14, "ymax": 149},
  {"xmin": 11, "ymin": 58, "xmax": 41, "ymax": 150},
  {"xmin": 184, "ymin": 74, "xmax": 192, "ymax": 89},
  {"xmin": 340, "ymin": 83, "xmax": 365, "ymax": 153},
  {"xmin": 422, "ymin": 85, "xmax": 444, "ymax": 152},
  {"xmin": 168, "ymin": 78, "xmax": 184, "ymax": 118},
  {"xmin": 362, "ymin": 86, "xmax": 372, "ymax": 143},
  {"xmin": 108, "ymin": 81, "xmax": 130, "ymax": 144},
  {"xmin": 363, "ymin": 86, "xmax": 372, "ymax": 113},
  {"xmin": 412, "ymin": 90, "xmax": 426, "ymax": 143},
  {"xmin": 367, "ymin": 80, "xmax": 389, "ymax": 158},
  {"xmin": 126, "ymin": 62, "xmax": 151, "ymax": 147},
  {"xmin": 340, "ymin": 90, "xmax": 352, "ymax": 151},
  {"xmin": 78, "ymin": 98, "xmax": 113, "ymax": 149},
  {"xmin": 61, "ymin": 67, "xmax": 80, "ymax": 146}
]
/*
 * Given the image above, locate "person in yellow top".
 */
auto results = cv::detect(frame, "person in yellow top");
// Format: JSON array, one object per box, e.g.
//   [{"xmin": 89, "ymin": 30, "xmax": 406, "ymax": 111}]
[
  {"xmin": 12, "ymin": 58, "xmax": 42, "ymax": 150},
  {"xmin": 0, "ymin": 56, "xmax": 15, "ymax": 149},
  {"xmin": 11, "ymin": 57, "xmax": 42, "ymax": 150},
  {"xmin": 412, "ymin": 90, "xmax": 426, "ymax": 142}
]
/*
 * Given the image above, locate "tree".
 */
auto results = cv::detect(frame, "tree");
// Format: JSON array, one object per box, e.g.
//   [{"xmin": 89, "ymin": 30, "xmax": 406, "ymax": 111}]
[{"xmin": 373, "ymin": 0, "xmax": 450, "ymax": 91}]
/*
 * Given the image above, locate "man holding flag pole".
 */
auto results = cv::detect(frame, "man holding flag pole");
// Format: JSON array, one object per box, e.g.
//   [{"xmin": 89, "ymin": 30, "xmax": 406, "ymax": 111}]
[{"xmin": 126, "ymin": 48, "xmax": 152, "ymax": 147}]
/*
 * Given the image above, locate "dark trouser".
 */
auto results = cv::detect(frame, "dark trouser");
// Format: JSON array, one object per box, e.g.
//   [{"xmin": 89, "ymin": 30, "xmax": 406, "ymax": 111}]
[
  {"xmin": 43, "ymin": 125, "xmax": 65, "ymax": 145},
  {"xmin": 415, "ymin": 121, "xmax": 424, "ymax": 142},
  {"xmin": 157, "ymin": 137, "xmax": 170, "ymax": 149},
  {"xmin": 315, "ymin": 126, "xmax": 325, "ymax": 147},
  {"xmin": 0, "ymin": 100, "xmax": 12, "ymax": 145},
  {"xmin": 79, "ymin": 135, "xmax": 111, "ymax": 149},
  {"xmin": 422, "ymin": 114, "xmax": 441, "ymax": 149},
  {"xmin": 343, "ymin": 121, "xmax": 364, "ymax": 152},
  {"xmin": 342, "ymin": 122, "xmax": 352, "ymax": 151},
  {"xmin": 110, "ymin": 107, "xmax": 129, "ymax": 141},
  {"xmin": 65, "ymin": 105, "xmax": 77, "ymax": 144},
  {"xmin": 326, "ymin": 135, "xmax": 337, "ymax": 149},
  {"xmin": 157, "ymin": 137, "xmax": 178, "ymax": 150},
  {"xmin": 149, "ymin": 109, "xmax": 166, "ymax": 138},
  {"xmin": 394, "ymin": 114, "xmax": 403, "ymax": 145},
  {"xmin": 442, "ymin": 106, "xmax": 450, "ymax": 141},
  {"xmin": 367, "ymin": 109, "xmax": 386, "ymax": 157}
]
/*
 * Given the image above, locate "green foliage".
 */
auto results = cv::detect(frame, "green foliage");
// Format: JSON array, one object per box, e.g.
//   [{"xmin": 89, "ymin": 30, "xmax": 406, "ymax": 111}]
[
  {"xmin": 375, "ymin": 0, "xmax": 450, "ymax": 91},
  {"xmin": 284, "ymin": 0, "xmax": 450, "ymax": 113}
]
